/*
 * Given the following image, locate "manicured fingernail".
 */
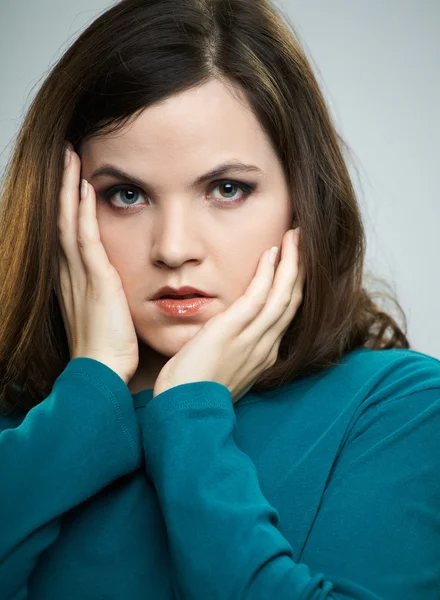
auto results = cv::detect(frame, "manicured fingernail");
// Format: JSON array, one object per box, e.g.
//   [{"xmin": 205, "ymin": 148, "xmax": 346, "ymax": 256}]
[
  {"xmin": 81, "ymin": 179, "xmax": 88, "ymax": 200},
  {"xmin": 269, "ymin": 246, "xmax": 278, "ymax": 265},
  {"xmin": 64, "ymin": 147, "xmax": 71, "ymax": 168}
]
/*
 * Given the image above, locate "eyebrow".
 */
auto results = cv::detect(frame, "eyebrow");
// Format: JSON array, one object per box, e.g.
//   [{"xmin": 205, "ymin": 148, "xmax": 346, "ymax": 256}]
[{"xmin": 89, "ymin": 161, "xmax": 263, "ymax": 190}]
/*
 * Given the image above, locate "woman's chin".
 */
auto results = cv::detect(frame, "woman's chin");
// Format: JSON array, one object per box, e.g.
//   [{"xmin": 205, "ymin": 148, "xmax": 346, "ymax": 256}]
[{"xmin": 141, "ymin": 325, "xmax": 204, "ymax": 356}]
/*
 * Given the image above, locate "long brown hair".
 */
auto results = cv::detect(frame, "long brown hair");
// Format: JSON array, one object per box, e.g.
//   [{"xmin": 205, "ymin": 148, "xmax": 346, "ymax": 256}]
[{"xmin": 0, "ymin": 0, "xmax": 409, "ymax": 413}]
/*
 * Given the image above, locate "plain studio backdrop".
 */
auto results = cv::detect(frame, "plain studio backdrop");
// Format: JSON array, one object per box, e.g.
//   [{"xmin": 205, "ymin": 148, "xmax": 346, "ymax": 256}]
[{"xmin": 0, "ymin": 0, "xmax": 439, "ymax": 359}]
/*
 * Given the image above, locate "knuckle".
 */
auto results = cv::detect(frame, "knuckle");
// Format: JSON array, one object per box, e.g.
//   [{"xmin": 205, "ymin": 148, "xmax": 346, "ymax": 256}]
[
  {"xmin": 240, "ymin": 333, "xmax": 257, "ymax": 355},
  {"xmin": 278, "ymin": 294, "xmax": 291, "ymax": 311},
  {"xmin": 252, "ymin": 295, "xmax": 266, "ymax": 311},
  {"xmin": 293, "ymin": 289, "xmax": 304, "ymax": 306},
  {"xmin": 57, "ymin": 278, "xmax": 68, "ymax": 294},
  {"xmin": 265, "ymin": 353, "xmax": 277, "ymax": 368},
  {"xmin": 270, "ymin": 347, "xmax": 279, "ymax": 364},
  {"xmin": 77, "ymin": 235, "xmax": 87, "ymax": 248},
  {"xmin": 77, "ymin": 232, "xmax": 94, "ymax": 247},
  {"xmin": 57, "ymin": 216, "xmax": 69, "ymax": 236}
]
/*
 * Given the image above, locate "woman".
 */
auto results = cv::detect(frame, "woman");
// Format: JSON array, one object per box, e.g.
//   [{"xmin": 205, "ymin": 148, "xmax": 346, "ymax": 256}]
[{"xmin": 0, "ymin": 0, "xmax": 439, "ymax": 598}]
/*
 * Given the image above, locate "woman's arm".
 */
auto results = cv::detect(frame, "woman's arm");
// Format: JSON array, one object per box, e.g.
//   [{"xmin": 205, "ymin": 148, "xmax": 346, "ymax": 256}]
[
  {"xmin": 0, "ymin": 357, "xmax": 141, "ymax": 599},
  {"xmin": 139, "ymin": 380, "xmax": 440, "ymax": 600}
]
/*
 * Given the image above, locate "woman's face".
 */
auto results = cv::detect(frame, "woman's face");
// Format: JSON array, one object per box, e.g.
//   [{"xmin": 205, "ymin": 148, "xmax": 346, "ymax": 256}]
[{"xmin": 79, "ymin": 77, "xmax": 293, "ymax": 391}]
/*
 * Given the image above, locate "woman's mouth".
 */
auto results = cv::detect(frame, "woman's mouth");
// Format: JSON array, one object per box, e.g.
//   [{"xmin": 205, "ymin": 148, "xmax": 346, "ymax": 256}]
[{"xmin": 151, "ymin": 296, "xmax": 215, "ymax": 317}]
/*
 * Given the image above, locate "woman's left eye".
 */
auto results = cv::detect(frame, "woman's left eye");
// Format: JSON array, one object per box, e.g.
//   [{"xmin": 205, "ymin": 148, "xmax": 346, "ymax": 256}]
[
  {"xmin": 102, "ymin": 180, "xmax": 256, "ymax": 210},
  {"xmin": 209, "ymin": 180, "xmax": 255, "ymax": 203}
]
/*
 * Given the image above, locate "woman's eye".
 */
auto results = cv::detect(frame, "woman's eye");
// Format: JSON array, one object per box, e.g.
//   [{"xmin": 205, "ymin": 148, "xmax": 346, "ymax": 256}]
[
  {"xmin": 102, "ymin": 180, "xmax": 255, "ymax": 210},
  {"xmin": 209, "ymin": 180, "xmax": 255, "ymax": 203},
  {"xmin": 103, "ymin": 186, "xmax": 145, "ymax": 210}
]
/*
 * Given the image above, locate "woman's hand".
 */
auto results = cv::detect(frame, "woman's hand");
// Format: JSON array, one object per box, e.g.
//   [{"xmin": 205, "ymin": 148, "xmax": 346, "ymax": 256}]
[
  {"xmin": 55, "ymin": 143, "xmax": 139, "ymax": 385},
  {"xmin": 153, "ymin": 228, "xmax": 304, "ymax": 403}
]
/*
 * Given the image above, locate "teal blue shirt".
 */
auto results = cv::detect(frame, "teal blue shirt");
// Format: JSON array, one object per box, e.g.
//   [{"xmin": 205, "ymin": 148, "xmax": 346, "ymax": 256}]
[{"xmin": 1, "ymin": 347, "xmax": 440, "ymax": 599}]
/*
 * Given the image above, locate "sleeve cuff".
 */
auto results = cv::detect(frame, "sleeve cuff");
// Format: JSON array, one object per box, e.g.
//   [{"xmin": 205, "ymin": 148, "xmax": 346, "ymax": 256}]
[
  {"xmin": 141, "ymin": 381, "xmax": 233, "ymax": 435},
  {"xmin": 60, "ymin": 357, "xmax": 142, "ymax": 465}
]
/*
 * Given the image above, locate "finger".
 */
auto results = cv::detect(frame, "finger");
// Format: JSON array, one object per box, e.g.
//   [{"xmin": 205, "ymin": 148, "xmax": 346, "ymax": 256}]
[
  {"xmin": 260, "ymin": 252, "xmax": 306, "ymax": 361},
  {"xmin": 242, "ymin": 228, "xmax": 300, "ymax": 341},
  {"xmin": 266, "ymin": 228, "xmax": 300, "ymax": 310},
  {"xmin": 56, "ymin": 144, "xmax": 83, "ymax": 334},
  {"xmin": 216, "ymin": 243, "xmax": 279, "ymax": 337},
  {"xmin": 57, "ymin": 146, "xmax": 86, "ymax": 282},
  {"xmin": 77, "ymin": 178, "xmax": 116, "ymax": 285}
]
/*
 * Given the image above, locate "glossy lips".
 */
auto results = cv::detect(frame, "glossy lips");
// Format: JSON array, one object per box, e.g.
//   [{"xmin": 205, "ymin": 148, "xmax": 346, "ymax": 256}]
[{"xmin": 152, "ymin": 296, "xmax": 214, "ymax": 317}]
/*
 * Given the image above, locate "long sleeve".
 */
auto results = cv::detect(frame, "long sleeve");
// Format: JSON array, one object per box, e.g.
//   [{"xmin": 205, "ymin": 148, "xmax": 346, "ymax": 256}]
[
  {"xmin": 0, "ymin": 358, "xmax": 142, "ymax": 600},
  {"xmin": 140, "ymin": 380, "xmax": 440, "ymax": 600}
]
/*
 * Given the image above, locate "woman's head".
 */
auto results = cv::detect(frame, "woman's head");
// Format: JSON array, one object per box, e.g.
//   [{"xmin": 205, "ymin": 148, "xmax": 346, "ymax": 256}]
[
  {"xmin": 79, "ymin": 77, "xmax": 293, "ymax": 390},
  {"xmin": 0, "ymin": 0, "xmax": 409, "ymax": 412}
]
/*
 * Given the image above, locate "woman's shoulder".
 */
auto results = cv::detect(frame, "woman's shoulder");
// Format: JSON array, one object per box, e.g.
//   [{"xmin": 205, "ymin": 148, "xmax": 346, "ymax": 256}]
[
  {"xmin": 249, "ymin": 347, "xmax": 440, "ymax": 410},
  {"xmin": 339, "ymin": 346, "xmax": 440, "ymax": 398},
  {"xmin": 258, "ymin": 347, "xmax": 440, "ymax": 430},
  {"xmin": 326, "ymin": 347, "xmax": 440, "ymax": 447}
]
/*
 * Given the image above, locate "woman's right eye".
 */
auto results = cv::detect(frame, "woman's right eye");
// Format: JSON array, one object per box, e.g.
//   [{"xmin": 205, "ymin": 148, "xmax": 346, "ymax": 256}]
[{"xmin": 103, "ymin": 185, "xmax": 146, "ymax": 210}]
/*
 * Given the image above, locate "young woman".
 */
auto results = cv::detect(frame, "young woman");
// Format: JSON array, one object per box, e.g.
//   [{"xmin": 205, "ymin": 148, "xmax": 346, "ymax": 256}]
[{"xmin": 0, "ymin": 0, "xmax": 439, "ymax": 598}]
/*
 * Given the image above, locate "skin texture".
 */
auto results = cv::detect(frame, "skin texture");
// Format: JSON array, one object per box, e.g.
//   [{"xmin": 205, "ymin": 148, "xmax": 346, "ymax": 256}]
[{"xmin": 79, "ymin": 77, "xmax": 294, "ymax": 393}]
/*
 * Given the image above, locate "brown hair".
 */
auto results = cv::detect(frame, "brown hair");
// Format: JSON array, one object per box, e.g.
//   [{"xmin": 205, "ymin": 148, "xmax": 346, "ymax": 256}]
[{"xmin": 0, "ymin": 0, "xmax": 409, "ymax": 413}]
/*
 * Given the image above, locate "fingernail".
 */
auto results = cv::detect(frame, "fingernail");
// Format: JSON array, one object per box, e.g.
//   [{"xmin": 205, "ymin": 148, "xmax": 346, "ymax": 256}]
[
  {"xmin": 64, "ymin": 147, "xmax": 71, "ymax": 168},
  {"xmin": 295, "ymin": 227, "xmax": 300, "ymax": 245},
  {"xmin": 81, "ymin": 179, "xmax": 88, "ymax": 200},
  {"xmin": 269, "ymin": 246, "xmax": 278, "ymax": 265}
]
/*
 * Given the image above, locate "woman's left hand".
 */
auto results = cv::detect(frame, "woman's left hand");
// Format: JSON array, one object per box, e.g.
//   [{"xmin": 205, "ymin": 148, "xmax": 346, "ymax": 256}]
[{"xmin": 153, "ymin": 227, "xmax": 304, "ymax": 404}]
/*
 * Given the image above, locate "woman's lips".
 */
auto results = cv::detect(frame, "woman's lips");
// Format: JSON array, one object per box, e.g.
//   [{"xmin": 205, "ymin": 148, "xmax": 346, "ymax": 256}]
[{"xmin": 151, "ymin": 297, "xmax": 215, "ymax": 317}]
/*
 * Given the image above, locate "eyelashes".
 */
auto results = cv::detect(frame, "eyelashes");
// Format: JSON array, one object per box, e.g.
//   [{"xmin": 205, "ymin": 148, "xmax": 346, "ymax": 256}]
[{"xmin": 100, "ymin": 179, "xmax": 257, "ymax": 211}]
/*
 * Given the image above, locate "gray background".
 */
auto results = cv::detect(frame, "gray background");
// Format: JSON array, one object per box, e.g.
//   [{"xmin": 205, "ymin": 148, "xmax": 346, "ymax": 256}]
[{"xmin": 1, "ymin": 0, "xmax": 439, "ymax": 359}]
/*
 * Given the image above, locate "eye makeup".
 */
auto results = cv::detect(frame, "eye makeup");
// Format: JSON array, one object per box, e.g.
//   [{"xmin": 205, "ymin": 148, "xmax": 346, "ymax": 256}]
[{"xmin": 99, "ymin": 179, "xmax": 258, "ymax": 211}]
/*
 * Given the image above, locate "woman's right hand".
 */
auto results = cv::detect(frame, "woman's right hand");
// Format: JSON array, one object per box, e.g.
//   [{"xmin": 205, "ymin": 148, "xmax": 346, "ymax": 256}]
[{"xmin": 55, "ymin": 143, "xmax": 140, "ymax": 385}]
